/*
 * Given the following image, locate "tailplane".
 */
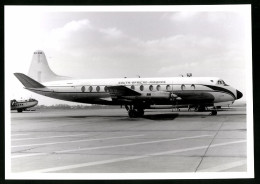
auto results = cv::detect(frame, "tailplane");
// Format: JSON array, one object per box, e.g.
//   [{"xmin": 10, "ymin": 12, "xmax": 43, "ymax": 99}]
[
  {"xmin": 14, "ymin": 73, "xmax": 45, "ymax": 88},
  {"xmin": 28, "ymin": 50, "xmax": 70, "ymax": 82}
]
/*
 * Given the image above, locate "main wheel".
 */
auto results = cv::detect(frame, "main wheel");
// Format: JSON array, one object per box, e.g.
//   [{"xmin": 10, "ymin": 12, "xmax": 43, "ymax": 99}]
[
  {"xmin": 136, "ymin": 109, "xmax": 144, "ymax": 117},
  {"xmin": 17, "ymin": 109, "xmax": 23, "ymax": 113},
  {"xmin": 128, "ymin": 110, "xmax": 136, "ymax": 118}
]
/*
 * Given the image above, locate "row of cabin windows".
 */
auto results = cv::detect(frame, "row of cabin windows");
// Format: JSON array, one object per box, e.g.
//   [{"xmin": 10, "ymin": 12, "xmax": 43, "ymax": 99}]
[
  {"xmin": 81, "ymin": 86, "xmax": 108, "ymax": 92},
  {"xmin": 81, "ymin": 84, "xmax": 196, "ymax": 93},
  {"xmin": 13, "ymin": 104, "xmax": 23, "ymax": 106},
  {"xmin": 134, "ymin": 84, "xmax": 196, "ymax": 91}
]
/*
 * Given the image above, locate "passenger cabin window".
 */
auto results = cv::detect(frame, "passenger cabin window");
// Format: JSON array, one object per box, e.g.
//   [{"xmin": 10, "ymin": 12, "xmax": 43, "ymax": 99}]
[
  {"xmin": 140, "ymin": 85, "xmax": 144, "ymax": 91},
  {"xmin": 166, "ymin": 85, "xmax": 171, "ymax": 91},
  {"xmin": 81, "ymin": 86, "xmax": 85, "ymax": 92},
  {"xmin": 131, "ymin": 85, "xmax": 135, "ymax": 90},
  {"xmin": 191, "ymin": 84, "xmax": 195, "ymax": 89},
  {"xmin": 96, "ymin": 86, "xmax": 100, "ymax": 92},
  {"xmin": 149, "ymin": 85, "xmax": 153, "ymax": 91},
  {"xmin": 156, "ymin": 85, "xmax": 161, "ymax": 91},
  {"xmin": 104, "ymin": 86, "xmax": 108, "ymax": 92},
  {"xmin": 88, "ymin": 86, "xmax": 93, "ymax": 92},
  {"xmin": 181, "ymin": 84, "xmax": 186, "ymax": 90}
]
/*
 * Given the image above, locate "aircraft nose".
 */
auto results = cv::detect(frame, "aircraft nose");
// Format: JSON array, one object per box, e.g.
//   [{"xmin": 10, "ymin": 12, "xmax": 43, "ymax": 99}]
[{"xmin": 236, "ymin": 90, "xmax": 243, "ymax": 99}]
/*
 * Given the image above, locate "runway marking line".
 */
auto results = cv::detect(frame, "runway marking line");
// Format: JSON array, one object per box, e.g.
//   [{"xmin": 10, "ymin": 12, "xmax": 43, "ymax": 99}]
[
  {"xmin": 55, "ymin": 134, "xmax": 212, "ymax": 153},
  {"xmin": 197, "ymin": 159, "xmax": 247, "ymax": 172},
  {"xmin": 20, "ymin": 140, "xmax": 246, "ymax": 173},
  {"xmin": 11, "ymin": 134, "xmax": 29, "ymax": 136},
  {"xmin": 11, "ymin": 134, "xmax": 144, "ymax": 148},
  {"xmin": 12, "ymin": 153, "xmax": 47, "ymax": 158},
  {"xmin": 12, "ymin": 134, "xmax": 212, "ymax": 158},
  {"xmin": 12, "ymin": 133, "xmax": 92, "ymax": 141}
]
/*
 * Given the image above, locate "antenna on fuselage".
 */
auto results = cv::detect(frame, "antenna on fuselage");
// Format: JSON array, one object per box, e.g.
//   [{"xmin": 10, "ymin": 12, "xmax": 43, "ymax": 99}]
[{"xmin": 187, "ymin": 73, "xmax": 192, "ymax": 77}]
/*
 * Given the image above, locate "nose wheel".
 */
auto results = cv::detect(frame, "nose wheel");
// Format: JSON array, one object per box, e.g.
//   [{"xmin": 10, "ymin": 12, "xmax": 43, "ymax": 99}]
[{"xmin": 210, "ymin": 107, "xmax": 217, "ymax": 116}]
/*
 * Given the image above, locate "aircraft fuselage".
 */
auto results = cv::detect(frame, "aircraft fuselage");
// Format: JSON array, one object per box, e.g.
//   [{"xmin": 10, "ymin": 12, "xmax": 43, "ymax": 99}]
[
  {"xmin": 14, "ymin": 50, "xmax": 243, "ymax": 117},
  {"xmin": 27, "ymin": 77, "xmax": 239, "ymax": 108},
  {"xmin": 11, "ymin": 99, "xmax": 38, "ymax": 112}
]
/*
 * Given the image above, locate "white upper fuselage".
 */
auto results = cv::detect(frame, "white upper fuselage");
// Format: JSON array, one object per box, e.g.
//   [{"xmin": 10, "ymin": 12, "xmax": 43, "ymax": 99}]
[
  {"xmin": 20, "ymin": 50, "xmax": 242, "ymax": 108},
  {"xmin": 43, "ymin": 77, "xmax": 220, "ymax": 86}
]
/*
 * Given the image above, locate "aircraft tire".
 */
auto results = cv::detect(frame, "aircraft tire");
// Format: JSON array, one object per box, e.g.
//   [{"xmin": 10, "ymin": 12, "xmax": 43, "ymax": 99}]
[
  {"xmin": 136, "ymin": 109, "xmax": 144, "ymax": 117},
  {"xmin": 17, "ymin": 109, "xmax": 23, "ymax": 113},
  {"xmin": 128, "ymin": 110, "xmax": 136, "ymax": 118},
  {"xmin": 210, "ymin": 110, "xmax": 217, "ymax": 116}
]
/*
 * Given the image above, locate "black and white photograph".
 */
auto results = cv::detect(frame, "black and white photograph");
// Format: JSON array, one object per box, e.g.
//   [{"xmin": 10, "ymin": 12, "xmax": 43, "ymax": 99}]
[{"xmin": 5, "ymin": 5, "xmax": 253, "ymax": 179}]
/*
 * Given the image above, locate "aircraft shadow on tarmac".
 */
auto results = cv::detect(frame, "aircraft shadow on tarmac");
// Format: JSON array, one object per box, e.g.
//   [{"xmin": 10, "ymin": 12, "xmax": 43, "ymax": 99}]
[
  {"xmin": 64, "ymin": 112, "xmax": 243, "ymax": 121},
  {"xmin": 65, "ymin": 113, "xmax": 180, "ymax": 121},
  {"xmin": 142, "ymin": 113, "xmax": 179, "ymax": 120}
]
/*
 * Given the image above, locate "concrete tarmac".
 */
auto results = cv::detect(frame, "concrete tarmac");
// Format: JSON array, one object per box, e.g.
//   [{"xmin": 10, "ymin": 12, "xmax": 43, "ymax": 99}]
[{"xmin": 10, "ymin": 107, "xmax": 247, "ymax": 175}]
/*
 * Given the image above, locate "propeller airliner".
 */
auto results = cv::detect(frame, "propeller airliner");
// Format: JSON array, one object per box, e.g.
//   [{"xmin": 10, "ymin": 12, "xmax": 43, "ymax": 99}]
[{"xmin": 14, "ymin": 50, "xmax": 243, "ymax": 117}]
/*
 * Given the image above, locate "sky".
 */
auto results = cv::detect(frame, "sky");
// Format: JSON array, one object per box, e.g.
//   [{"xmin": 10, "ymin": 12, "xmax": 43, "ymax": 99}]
[{"xmin": 5, "ymin": 5, "xmax": 251, "ymax": 105}]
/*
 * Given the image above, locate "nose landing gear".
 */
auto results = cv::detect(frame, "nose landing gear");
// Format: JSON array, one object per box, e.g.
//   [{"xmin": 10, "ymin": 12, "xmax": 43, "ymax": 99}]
[{"xmin": 210, "ymin": 107, "xmax": 218, "ymax": 116}]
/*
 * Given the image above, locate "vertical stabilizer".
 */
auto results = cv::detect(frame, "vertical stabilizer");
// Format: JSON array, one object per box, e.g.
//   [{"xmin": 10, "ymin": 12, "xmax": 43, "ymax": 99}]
[{"xmin": 28, "ymin": 50, "xmax": 69, "ymax": 82}]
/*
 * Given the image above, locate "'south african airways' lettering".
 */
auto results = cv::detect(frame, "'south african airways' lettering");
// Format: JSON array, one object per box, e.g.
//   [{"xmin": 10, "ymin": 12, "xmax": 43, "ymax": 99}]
[{"xmin": 118, "ymin": 81, "xmax": 166, "ymax": 85}]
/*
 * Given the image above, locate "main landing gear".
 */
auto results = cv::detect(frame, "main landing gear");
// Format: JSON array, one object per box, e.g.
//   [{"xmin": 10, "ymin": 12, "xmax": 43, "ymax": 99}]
[
  {"xmin": 125, "ymin": 105, "xmax": 144, "ymax": 118},
  {"xmin": 17, "ymin": 109, "xmax": 23, "ymax": 113}
]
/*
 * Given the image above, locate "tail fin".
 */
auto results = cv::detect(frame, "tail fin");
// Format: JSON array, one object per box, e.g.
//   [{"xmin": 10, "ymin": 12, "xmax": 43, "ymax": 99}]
[
  {"xmin": 28, "ymin": 50, "xmax": 69, "ymax": 82},
  {"xmin": 14, "ymin": 73, "xmax": 45, "ymax": 88}
]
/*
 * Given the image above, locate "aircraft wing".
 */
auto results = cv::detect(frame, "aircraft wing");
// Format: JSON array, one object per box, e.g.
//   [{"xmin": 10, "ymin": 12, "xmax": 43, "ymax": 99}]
[{"xmin": 107, "ymin": 86, "xmax": 141, "ymax": 100}]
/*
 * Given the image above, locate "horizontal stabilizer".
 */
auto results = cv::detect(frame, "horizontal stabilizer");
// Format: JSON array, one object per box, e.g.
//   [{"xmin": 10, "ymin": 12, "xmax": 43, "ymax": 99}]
[
  {"xmin": 14, "ymin": 73, "xmax": 45, "ymax": 88},
  {"xmin": 107, "ymin": 86, "xmax": 141, "ymax": 97}
]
